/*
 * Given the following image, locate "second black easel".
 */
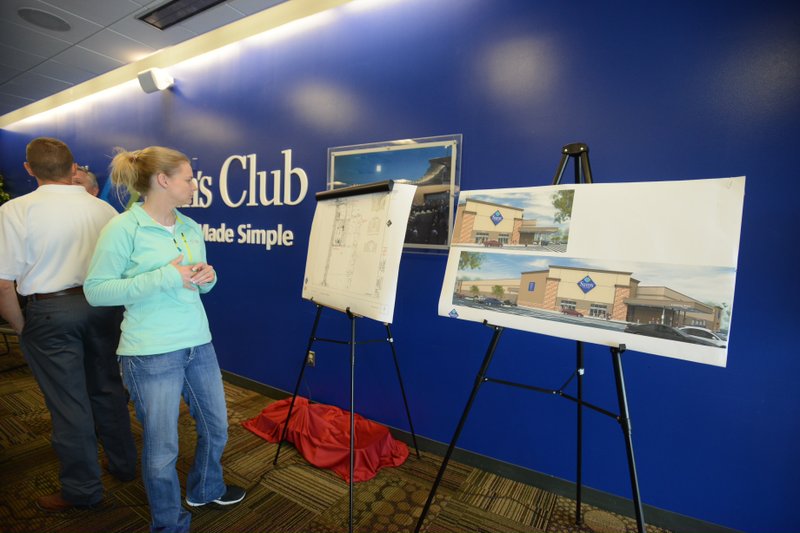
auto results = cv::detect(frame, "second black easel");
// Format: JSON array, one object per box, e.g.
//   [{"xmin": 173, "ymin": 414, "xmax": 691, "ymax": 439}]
[
  {"xmin": 272, "ymin": 303, "xmax": 421, "ymax": 533},
  {"xmin": 553, "ymin": 142, "xmax": 592, "ymax": 526},
  {"xmin": 553, "ymin": 143, "xmax": 644, "ymax": 531},
  {"xmin": 414, "ymin": 143, "xmax": 646, "ymax": 533}
]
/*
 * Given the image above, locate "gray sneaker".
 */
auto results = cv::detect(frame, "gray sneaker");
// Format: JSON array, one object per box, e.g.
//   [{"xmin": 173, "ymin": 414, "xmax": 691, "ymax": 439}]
[{"xmin": 186, "ymin": 485, "xmax": 246, "ymax": 509}]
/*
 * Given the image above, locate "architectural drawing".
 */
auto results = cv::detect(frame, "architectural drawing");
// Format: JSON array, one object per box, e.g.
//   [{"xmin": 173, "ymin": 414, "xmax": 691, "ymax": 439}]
[
  {"xmin": 439, "ymin": 177, "xmax": 745, "ymax": 367},
  {"xmin": 452, "ymin": 189, "xmax": 573, "ymax": 252},
  {"xmin": 303, "ymin": 183, "xmax": 416, "ymax": 323}
]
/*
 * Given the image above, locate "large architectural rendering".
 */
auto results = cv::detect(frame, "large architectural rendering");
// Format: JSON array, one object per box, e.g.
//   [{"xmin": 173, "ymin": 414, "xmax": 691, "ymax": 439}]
[{"xmin": 440, "ymin": 178, "xmax": 745, "ymax": 366}]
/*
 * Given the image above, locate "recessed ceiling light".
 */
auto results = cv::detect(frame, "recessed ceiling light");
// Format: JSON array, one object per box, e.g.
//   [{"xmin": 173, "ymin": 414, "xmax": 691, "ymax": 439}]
[
  {"xmin": 17, "ymin": 8, "xmax": 71, "ymax": 32},
  {"xmin": 138, "ymin": 0, "xmax": 227, "ymax": 31}
]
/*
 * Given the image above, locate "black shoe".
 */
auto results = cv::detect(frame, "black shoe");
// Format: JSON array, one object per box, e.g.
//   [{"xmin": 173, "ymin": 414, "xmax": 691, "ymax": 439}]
[{"xmin": 186, "ymin": 485, "xmax": 246, "ymax": 509}]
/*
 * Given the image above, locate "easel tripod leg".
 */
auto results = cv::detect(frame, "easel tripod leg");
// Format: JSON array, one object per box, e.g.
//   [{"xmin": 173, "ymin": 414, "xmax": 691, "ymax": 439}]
[
  {"xmin": 385, "ymin": 324, "xmax": 421, "ymax": 458},
  {"xmin": 273, "ymin": 305, "xmax": 324, "ymax": 465},
  {"xmin": 611, "ymin": 345, "xmax": 646, "ymax": 533},
  {"xmin": 414, "ymin": 325, "xmax": 504, "ymax": 533},
  {"xmin": 348, "ymin": 311, "xmax": 356, "ymax": 533},
  {"xmin": 576, "ymin": 340, "xmax": 584, "ymax": 525}
]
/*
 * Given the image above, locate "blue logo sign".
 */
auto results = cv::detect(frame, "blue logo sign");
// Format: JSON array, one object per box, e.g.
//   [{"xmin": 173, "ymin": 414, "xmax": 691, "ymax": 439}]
[
  {"xmin": 577, "ymin": 275, "xmax": 596, "ymax": 293},
  {"xmin": 449, "ymin": 309, "xmax": 459, "ymax": 318},
  {"xmin": 490, "ymin": 210, "xmax": 503, "ymax": 225},
  {"xmin": 528, "ymin": 281, "xmax": 536, "ymax": 292}
]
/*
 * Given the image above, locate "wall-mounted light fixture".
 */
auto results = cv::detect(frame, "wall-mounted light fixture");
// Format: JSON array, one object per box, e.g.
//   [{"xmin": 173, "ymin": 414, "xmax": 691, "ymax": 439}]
[{"xmin": 137, "ymin": 68, "xmax": 174, "ymax": 93}]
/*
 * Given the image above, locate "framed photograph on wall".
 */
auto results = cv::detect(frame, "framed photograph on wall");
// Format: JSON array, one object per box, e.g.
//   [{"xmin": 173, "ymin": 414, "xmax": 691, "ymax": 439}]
[{"xmin": 328, "ymin": 134, "xmax": 462, "ymax": 250}]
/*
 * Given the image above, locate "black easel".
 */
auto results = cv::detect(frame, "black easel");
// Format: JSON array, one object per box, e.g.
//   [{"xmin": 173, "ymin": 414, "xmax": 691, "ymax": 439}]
[
  {"xmin": 273, "ymin": 303, "xmax": 421, "ymax": 533},
  {"xmin": 414, "ymin": 143, "xmax": 646, "ymax": 533},
  {"xmin": 553, "ymin": 142, "xmax": 592, "ymax": 526}
]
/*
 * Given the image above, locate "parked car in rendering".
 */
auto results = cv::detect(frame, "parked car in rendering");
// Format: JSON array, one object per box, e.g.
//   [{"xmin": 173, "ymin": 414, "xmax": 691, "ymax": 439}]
[
  {"xmin": 624, "ymin": 323, "xmax": 720, "ymax": 347},
  {"xmin": 678, "ymin": 326, "xmax": 727, "ymax": 348},
  {"xmin": 483, "ymin": 240, "xmax": 503, "ymax": 247},
  {"xmin": 560, "ymin": 306, "xmax": 583, "ymax": 317},
  {"xmin": 482, "ymin": 297, "xmax": 504, "ymax": 307}
]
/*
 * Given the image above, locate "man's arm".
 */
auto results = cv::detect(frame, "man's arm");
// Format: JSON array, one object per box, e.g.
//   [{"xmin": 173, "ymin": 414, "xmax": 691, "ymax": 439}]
[{"xmin": 0, "ymin": 279, "xmax": 23, "ymax": 334}]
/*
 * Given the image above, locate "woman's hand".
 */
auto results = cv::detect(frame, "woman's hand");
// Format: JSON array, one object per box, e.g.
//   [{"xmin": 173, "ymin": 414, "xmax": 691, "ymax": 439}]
[
  {"xmin": 189, "ymin": 262, "xmax": 216, "ymax": 286},
  {"xmin": 170, "ymin": 255, "xmax": 198, "ymax": 291}
]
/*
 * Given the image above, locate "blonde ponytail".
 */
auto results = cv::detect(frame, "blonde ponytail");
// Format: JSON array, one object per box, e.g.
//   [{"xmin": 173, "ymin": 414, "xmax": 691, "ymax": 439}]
[{"xmin": 109, "ymin": 146, "xmax": 189, "ymax": 200}]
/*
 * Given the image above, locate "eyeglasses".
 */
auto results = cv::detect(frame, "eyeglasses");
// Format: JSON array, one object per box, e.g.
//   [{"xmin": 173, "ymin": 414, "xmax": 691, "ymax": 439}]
[{"xmin": 76, "ymin": 165, "xmax": 89, "ymax": 172}]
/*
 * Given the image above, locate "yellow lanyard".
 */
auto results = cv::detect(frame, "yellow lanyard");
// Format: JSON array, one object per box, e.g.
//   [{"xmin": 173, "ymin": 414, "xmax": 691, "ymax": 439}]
[
  {"xmin": 172, "ymin": 232, "xmax": 194, "ymax": 263},
  {"xmin": 171, "ymin": 215, "xmax": 195, "ymax": 263}
]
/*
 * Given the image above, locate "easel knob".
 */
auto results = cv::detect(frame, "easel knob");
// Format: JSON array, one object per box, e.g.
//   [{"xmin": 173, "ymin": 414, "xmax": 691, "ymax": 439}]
[{"xmin": 561, "ymin": 142, "xmax": 589, "ymax": 155}]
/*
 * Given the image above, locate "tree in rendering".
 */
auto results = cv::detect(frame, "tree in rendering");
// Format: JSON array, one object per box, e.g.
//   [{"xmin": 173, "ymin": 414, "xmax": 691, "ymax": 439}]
[
  {"xmin": 551, "ymin": 189, "xmax": 575, "ymax": 223},
  {"xmin": 459, "ymin": 251, "xmax": 484, "ymax": 270}
]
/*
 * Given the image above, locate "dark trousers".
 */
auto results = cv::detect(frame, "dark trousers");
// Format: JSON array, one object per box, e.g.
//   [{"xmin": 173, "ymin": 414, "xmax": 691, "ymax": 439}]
[{"xmin": 21, "ymin": 294, "xmax": 137, "ymax": 505}]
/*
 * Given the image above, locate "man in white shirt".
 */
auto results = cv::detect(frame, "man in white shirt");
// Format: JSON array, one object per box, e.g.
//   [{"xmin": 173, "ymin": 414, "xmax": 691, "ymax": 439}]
[{"xmin": 0, "ymin": 137, "xmax": 137, "ymax": 512}]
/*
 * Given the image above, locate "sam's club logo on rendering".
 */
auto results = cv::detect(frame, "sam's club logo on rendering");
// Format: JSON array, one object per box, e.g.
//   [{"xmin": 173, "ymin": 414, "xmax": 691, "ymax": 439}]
[
  {"xmin": 577, "ymin": 275, "xmax": 596, "ymax": 293},
  {"xmin": 449, "ymin": 309, "xmax": 459, "ymax": 318},
  {"xmin": 490, "ymin": 210, "xmax": 503, "ymax": 225}
]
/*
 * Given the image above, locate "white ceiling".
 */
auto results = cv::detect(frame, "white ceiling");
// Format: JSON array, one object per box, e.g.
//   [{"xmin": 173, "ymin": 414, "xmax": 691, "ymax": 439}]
[{"xmin": 0, "ymin": 0, "xmax": 287, "ymax": 117}]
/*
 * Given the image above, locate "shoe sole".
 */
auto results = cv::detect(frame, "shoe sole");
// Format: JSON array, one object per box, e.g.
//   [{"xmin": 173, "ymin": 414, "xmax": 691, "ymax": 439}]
[
  {"xmin": 185, "ymin": 495, "xmax": 245, "ymax": 509},
  {"xmin": 36, "ymin": 501, "xmax": 104, "ymax": 513},
  {"xmin": 37, "ymin": 504, "xmax": 73, "ymax": 513}
]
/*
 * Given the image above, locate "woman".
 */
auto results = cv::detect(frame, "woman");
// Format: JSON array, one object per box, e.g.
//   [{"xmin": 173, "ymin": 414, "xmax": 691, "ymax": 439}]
[{"xmin": 85, "ymin": 146, "xmax": 244, "ymax": 532}]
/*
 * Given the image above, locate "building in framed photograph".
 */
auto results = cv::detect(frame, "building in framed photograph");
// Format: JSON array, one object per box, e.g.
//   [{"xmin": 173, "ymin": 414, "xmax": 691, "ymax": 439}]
[{"xmin": 328, "ymin": 135, "xmax": 461, "ymax": 250}]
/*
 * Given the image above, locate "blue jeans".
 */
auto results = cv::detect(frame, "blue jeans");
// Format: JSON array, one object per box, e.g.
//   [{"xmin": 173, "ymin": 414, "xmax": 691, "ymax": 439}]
[{"xmin": 121, "ymin": 343, "xmax": 228, "ymax": 533}]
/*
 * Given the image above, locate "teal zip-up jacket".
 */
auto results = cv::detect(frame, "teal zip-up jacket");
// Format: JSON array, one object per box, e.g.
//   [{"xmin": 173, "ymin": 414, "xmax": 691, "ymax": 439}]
[{"xmin": 85, "ymin": 203, "xmax": 217, "ymax": 356}]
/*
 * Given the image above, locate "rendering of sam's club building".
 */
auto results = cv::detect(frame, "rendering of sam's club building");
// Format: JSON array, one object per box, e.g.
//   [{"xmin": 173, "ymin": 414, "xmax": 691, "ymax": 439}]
[
  {"xmin": 456, "ymin": 265, "xmax": 723, "ymax": 332},
  {"xmin": 453, "ymin": 199, "xmax": 562, "ymax": 246}
]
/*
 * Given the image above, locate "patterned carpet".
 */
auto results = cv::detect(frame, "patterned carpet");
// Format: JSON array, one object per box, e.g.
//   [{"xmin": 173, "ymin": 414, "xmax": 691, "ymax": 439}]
[{"xmin": 0, "ymin": 339, "xmax": 668, "ymax": 533}]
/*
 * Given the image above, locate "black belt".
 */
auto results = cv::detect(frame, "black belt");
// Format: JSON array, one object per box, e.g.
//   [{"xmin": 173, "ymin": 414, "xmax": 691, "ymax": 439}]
[{"xmin": 27, "ymin": 286, "xmax": 84, "ymax": 302}]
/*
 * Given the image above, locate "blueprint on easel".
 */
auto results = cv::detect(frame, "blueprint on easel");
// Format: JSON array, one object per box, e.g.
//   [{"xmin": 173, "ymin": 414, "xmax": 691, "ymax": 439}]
[{"xmin": 302, "ymin": 182, "xmax": 416, "ymax": 323}]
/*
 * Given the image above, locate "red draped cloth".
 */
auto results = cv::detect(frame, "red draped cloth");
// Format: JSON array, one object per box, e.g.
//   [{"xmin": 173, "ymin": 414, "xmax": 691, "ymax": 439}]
[{"xmin": 242, "ymin": 396, "xmax": 408, "ymax": 482}]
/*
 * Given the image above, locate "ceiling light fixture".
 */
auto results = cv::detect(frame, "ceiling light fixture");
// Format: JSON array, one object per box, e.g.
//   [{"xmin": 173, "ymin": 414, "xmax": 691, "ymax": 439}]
[
  {"xmin": 17, "ymin": 8, "xmax": 71, "ymax": 32},
  {"xmin": 138, "ymin": 0, "xmax": 227, "ymax": 31}
]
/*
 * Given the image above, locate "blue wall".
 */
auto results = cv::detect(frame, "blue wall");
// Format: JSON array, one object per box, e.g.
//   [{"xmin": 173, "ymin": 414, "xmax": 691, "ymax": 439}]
[{"xmin": 2, "ymin": 1, "xmax": 799, "ymax": 531}]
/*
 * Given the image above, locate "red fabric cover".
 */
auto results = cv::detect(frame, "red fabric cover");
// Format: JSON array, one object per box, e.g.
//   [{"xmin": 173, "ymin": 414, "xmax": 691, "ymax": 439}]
[{"xmin": 242, "ymin": 396, "xmax": 408, "ymax": 482}]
